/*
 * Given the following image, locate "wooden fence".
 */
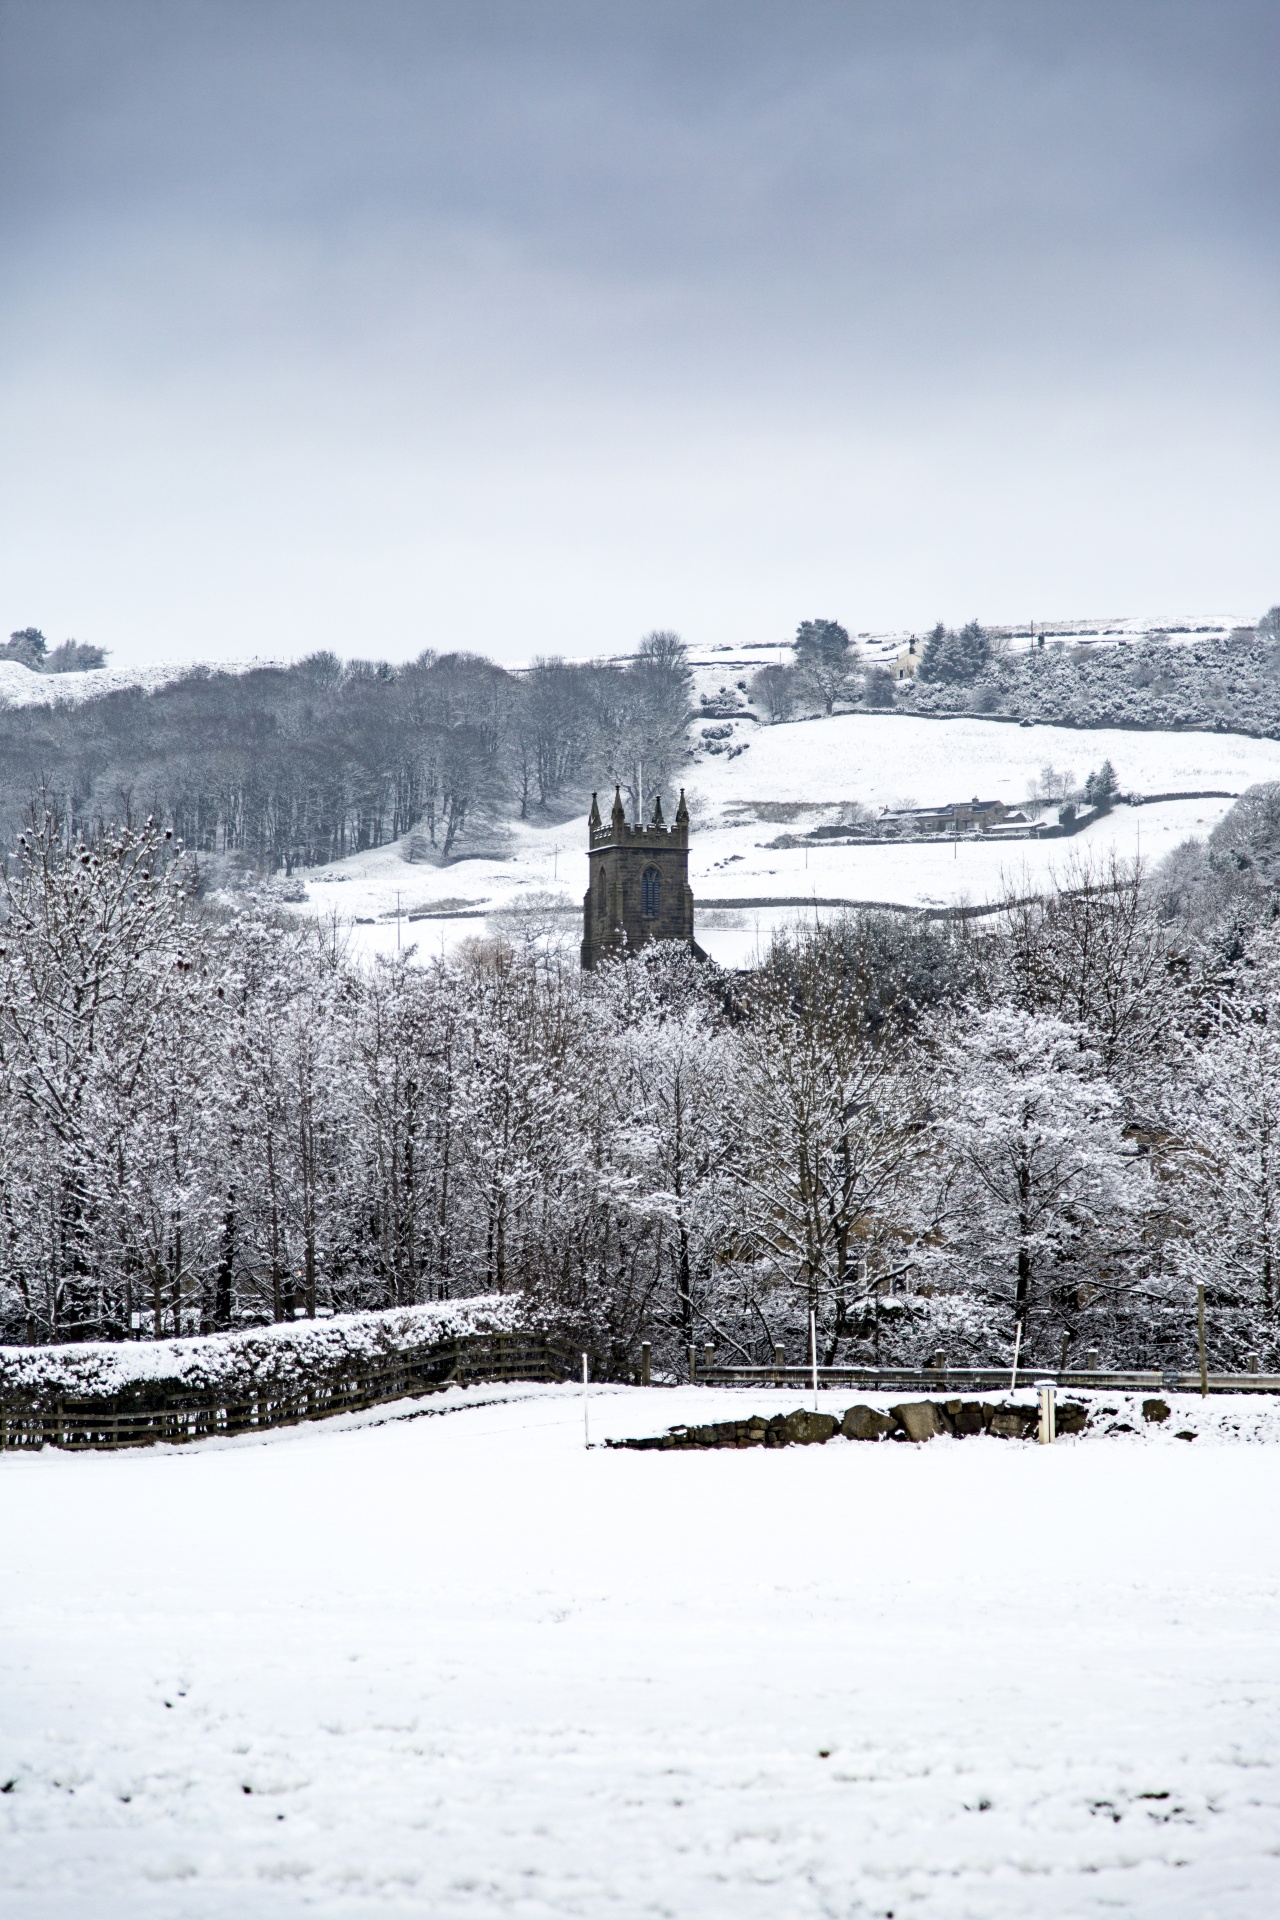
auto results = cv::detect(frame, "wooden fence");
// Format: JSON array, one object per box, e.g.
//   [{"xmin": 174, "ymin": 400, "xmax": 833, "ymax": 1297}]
[{"xmin": 0, "ymin": 1333, "xmax": 572, "ymax": 1453}]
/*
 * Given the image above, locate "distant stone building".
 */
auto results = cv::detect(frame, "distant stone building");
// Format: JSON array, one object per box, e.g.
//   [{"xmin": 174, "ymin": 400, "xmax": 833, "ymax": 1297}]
[
  {"xmin": 879, "ymin": 796, "xmax": 1016, "ymax": 835},
  {"xmin": 581, "ymin": 787, "xmax": 702, "ymax": 969},
  {"xmin": 894, "ymin": 636, "xmax": 920, "ymax": 679}
]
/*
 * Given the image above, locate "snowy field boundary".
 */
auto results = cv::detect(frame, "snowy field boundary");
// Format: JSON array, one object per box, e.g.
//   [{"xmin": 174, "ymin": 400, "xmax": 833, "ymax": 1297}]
[
  {"xmin": 697, "ymin": 1360, "xmax": 1280, "ymax": 1394},
  {"xmin": 0, "ymin": 1298, "xmax": 576, "ymax": 1450}
]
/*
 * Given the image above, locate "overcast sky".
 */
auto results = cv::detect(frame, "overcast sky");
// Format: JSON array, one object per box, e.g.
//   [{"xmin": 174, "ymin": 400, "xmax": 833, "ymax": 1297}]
[{"xmin": 2, "ymin": 1, "xmax": 1277, "ymax": 668}]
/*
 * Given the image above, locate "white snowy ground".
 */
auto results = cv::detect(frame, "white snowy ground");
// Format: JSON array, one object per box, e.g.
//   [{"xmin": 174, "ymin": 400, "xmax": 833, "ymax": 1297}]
[
  {"xmin": 3, "ymin": 1384, "xmax": 1279, "ymax": 1920},
  {"xmin": 0, "ymin": 657, "xmax": 272, "ymax": 709},
  {"xmin": 293, "ymin": 714, "xmax": 1280, "ymax": 968},
  {"xmin": 0, "ymin": 660, "xmax": 149, "ymax": 708}
]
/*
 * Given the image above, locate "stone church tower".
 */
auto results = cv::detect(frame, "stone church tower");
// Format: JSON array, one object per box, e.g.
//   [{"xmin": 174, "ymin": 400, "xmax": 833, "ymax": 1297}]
[{"xmin": 581, "ymin": 787, "xmax": 701, "ymax": 969}]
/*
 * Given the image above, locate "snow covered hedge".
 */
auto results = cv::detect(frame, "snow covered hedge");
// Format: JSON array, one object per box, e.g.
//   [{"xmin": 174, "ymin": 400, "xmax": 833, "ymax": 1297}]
[{"xmin": 0, "ymin": 1295, "xmax": 529, "ymax": 1406}]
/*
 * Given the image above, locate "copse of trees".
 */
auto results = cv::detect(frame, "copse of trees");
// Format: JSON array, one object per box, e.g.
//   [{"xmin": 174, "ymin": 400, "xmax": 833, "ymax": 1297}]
[
  {"xmin": 7, "ymin": 788, "xmax": 1280, "ymax": 1374},
  {"xmin": 1083, "ymin": 760, "xmax": 1119, "ymax": 810},
  {"xmin": 0, "ymin": 634, "xmax": 693, "ymax": 875},
  {"xmin": 917, "ymin": 619, "xmax": 994, "ymax": 684},
  {"xmin": 1, "ymin": 628, "xmax": 108, "ymax": 672},
  {"xmin": 747, "ymin": 619, "xmax": 862, "ymax": 722}
]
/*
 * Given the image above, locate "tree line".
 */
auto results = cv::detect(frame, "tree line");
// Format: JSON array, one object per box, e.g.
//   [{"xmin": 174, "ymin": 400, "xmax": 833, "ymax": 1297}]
[
  {"xmin": 743, "ymin": 608, "xmax": 1280, "ymax": 738},
  {"xmin": 4, "ymin": 788, "xmax": 1280, "ymax": 1375},
  {"xmin": 0, "ymin": 632, "xmax": 693, "ymax": 876}
]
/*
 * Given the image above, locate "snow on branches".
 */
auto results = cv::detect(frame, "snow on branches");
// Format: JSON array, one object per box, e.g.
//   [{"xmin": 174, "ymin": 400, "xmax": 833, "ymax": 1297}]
[
  {"xmin": 926, "ymin": 1008, "xmax": 1152, "ymax": 1352},
  {"xmin": 5, "ymin": 798, "xmax": 1280, "ymax": 1375}
]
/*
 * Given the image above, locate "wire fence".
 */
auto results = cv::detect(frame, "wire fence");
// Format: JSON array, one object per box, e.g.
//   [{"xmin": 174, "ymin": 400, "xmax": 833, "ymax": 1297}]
[{"xmin": 695, "ymin": 1361, "xmax": 1280, "ymax": 1395}]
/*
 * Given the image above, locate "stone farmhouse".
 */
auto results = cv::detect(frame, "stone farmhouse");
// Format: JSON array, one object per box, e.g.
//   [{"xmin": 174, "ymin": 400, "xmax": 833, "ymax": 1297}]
[{"xmin": 879, "ymin": 797, "xmax": 1027, "ymax": 835}]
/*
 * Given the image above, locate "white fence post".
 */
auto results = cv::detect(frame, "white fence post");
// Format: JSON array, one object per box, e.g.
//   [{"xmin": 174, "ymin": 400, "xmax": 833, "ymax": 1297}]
[
  {"xmin": 1037, "ymin": 1380, "xmax": 1056, "ymax": 1445},
  {"xmin": 810, "ymin": 1308, "xmax": 818, "ymax": 1413}
]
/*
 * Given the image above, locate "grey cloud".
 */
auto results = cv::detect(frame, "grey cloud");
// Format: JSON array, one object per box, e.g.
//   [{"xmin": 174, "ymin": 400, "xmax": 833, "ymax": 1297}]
[{"xmin": 0, "ymin": 2, "xmax": 1277, "ymax": 664}]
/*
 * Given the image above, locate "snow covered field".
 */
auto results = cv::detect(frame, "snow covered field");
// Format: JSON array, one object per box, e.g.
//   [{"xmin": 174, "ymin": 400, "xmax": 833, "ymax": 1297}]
[
  {"xmin": 294, "ymin": 714, "xmax": 1280, "ymax": 967},
  {"xmin": 4, "ymin": 1384, "xmax": 1279, "ymax": 1919}
]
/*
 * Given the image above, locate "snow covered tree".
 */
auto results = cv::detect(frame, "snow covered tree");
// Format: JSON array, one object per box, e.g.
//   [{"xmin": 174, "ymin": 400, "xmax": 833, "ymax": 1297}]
[
  {"xmin": 586, "ymin": 945, "xmax": 744, "ymax": 1366},
  {"xmin": 917, "ymin": 620, "xmax": 991, "ymax": 684},
  {"xmin": 1167, "ymin": 928, "xmax": 1280, "ymax": 1365},
  {"xmin": 929, "ymin": 1008, "xmax": 1150, "ymax": 1360},
  {"xmin": 792, "ymin": 619, "xmax": 856, "ymax": 715},
  {"xmin": 994, "ymin": 853, "xmax": 1177, "ymax": 1084},
  {"xmin": 2, "ymin": 627, "xmax": 48, "ymax": 669},
  {"xmin": 738, "ymin": 922, "xmax": 937, "ymax": 1357},
  {"xmin": 0, "ymin": 809, "xmax": 195, "ymax": 1339},
  {"xmin": 1083, "ymin": 759, "xmax": 1119, "ymax": 809}
]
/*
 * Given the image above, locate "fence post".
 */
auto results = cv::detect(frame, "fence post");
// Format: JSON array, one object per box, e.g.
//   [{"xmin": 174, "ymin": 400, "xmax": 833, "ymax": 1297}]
[
  {"xmin": 1037, "ymin": 1381, "xmax": 1056, "ymax": 1445},
  {"xmin": 1009, "ymin": 1320, "xmax": 1023, "ymax": 1393},
  {"xmin": 640, "ymin": 1342, "xmax": 651, "ymax": 1387},
  {"xmin": 703, "ymin": 1342, "xmax": 714, "ymax": 1381},
  {"xmin": 1197, "ymin": 1284, "xmax": 1208, "ymax": 1398},
  {"xmin": 688, "ymin": 1344, "xmax": 697, "ymax": 1385},
  {"xmin": 809, "ymin": 1308, "xmax": 819, "ymax": 1413},
  {"xmin": 773, "ymin": 1344, "xmax": 784, "ymax": 1386}
]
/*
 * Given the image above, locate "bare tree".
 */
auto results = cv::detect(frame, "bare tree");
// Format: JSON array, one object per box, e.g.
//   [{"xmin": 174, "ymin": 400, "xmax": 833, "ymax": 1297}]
[
  {"xmin": 748, "ymin": 663, "xmax": 798, "ymax": 723},
  {"xmin": 738, "ymin": 926, "xmax": 933, "ymax": 1357},
  {"xmin": 993, "ymin": 852, "xmax": 1177, "ymax": 1081}
]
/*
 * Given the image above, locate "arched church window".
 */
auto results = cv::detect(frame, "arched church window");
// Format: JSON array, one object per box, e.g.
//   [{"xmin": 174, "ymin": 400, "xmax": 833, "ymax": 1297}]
[
  {"xmin": 596, "ymin": 868, "xmax": 607, "ymax": 914},
  {"xmin": 641, "ymin": 866, "xmax": 661, "ymax": 917}
]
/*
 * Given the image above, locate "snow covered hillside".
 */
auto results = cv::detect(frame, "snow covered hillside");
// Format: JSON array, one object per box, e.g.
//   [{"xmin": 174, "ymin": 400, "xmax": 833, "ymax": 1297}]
[
  {"xmin": 0, "ymin": 616, "xmax": 1230, "ymax": 712},
  {"xmin": 294, "ymin": 713, "xmax": 1280, "ymax": 968},
  {"xmin": 0, "ymin": 656, "xmax": 288, "ymax": 710},
  {"xmin": 3, "ymin": 1385, "xmax": 1279, "ymax": 1919}
]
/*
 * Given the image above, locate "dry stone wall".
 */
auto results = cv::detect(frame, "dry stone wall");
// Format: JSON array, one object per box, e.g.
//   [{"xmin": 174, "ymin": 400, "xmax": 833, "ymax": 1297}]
[{"xmin": 610, "ymin": 1397, "xmax": 1089, "ymax": 1450}]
